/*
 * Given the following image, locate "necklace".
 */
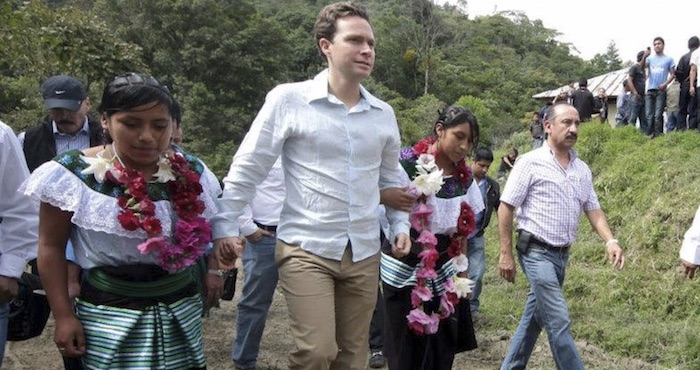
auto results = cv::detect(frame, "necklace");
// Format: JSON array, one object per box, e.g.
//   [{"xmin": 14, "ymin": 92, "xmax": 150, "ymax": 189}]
[
  {"xmin": 401, "ymin": 137, "xmax": 476, "ymax": 335},
  {"xmin": 80, "ymin": 149, "xmax": 211, "ymax": 272}
]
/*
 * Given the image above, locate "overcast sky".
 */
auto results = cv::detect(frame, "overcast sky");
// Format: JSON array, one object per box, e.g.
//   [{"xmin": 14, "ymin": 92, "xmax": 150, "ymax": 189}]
[{"xmin": 440, "ymin": 0, "xmax": 699, "ymax": 64}]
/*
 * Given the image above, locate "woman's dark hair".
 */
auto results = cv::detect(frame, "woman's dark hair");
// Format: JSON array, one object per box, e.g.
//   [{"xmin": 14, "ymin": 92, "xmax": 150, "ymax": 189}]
[
  {"xmin": 98, "ymin": 72, "xmax": 177, "ymax": 119},
  {"xmin": 433, "ymin": 105, "xmax": 479, "ymax": 148}
]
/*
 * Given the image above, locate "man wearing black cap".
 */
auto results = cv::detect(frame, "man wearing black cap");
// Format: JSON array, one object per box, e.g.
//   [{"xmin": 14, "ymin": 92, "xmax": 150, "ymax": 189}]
[
  {"xmin": 17, "ymin": 75, "xmax": 101, "ymax": 370},
  {"xmin": 19, "ymin": 75, "xmax": 103, "ymax": 172}
]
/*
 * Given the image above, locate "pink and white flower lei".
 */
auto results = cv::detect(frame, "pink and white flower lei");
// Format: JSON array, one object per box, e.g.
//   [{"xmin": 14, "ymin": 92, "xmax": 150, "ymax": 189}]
[
  {"xmin": 405, "ymin": 138, "xmax": 476, "ymax": 335},
  {"xmin": 81, "ymin": 150, "xmax": 211, "ymax": 272}
]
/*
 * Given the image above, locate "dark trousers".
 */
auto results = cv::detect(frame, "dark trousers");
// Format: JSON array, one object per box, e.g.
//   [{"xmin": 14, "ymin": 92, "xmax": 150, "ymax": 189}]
[
  {"xmin": 369, "ymin": 286, "xmax": 385, "ymax": 352},
  {"xmin": 679, "ymin": 83, "xmax": 697, "ymax": 130}
]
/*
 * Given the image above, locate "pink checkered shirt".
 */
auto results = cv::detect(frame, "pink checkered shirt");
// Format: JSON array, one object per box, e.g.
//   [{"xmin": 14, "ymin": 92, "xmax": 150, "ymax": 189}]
[{"xmin": 500, "ymin": 145, "xmax": 600, "ymax": 247}]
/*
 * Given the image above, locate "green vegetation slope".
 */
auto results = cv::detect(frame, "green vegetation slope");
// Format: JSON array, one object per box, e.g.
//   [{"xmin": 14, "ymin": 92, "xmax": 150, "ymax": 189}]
[{"xmin": 482, "ymin": 124, "xmax": 700, "ymax": 369}]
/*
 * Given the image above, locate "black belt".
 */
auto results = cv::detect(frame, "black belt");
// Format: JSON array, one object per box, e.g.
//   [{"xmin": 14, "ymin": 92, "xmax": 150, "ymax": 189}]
[
  {"xmin": 254, "ymin": 221, "xmax": 277, "ymax": 232},
  {"xmin": 529, "ymin": 235, "xmax": 570, "ymax": 252}
]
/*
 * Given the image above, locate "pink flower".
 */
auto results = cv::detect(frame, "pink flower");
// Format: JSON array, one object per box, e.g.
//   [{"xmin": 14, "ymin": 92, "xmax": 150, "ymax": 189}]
[
  {"xmin": 412, "ymin": 139, "xmax": 432, "ymax": 156},
  {"xmin": 142, "ymin": 216, "xmax": 162, "ymax": 236},
  {"xmin": 416, "ymin": 230, "xmax": 437, "ymax": 248},
  {"xmin": 443, "ymin": 276, "xmax": 455, "ymax": 293},
  {"xmin": 406, "ymin": 308, "xmax": 439, "ymax": 335},
  {"xmin": 411, "ymin": 285, "xmax": 433, "ymax": 306},
  {"xmin": 107, "ymin": 153, "xmax": 211, "ymax": 272},
  {"xmin": 409, "ymin": 203, "xmax": 433, "ymax": 231},
  {"xmin": 418, "ymin": 247, "xmax": 439, "ymax": 270},
  {"xmin": 137, "ymin": 236, "xmax": 167, "ymax": 255},
  {"xmin": 416, "ymin": 266, "xmax": 437, "ymax": 279},
  {"xmin": 438, "ymin": 293, "xmax": 456, "ymax": 319},
  {"xmin": 138, "ymin": 199, "xmax": 156, "ymax": 216},
  {"xmin": 457, "ymin": 202, "xmax": 475, "ymax": 237},
  {"xmin": 117, "ymin": 211, "xmax": 141, "ymax": 230}
]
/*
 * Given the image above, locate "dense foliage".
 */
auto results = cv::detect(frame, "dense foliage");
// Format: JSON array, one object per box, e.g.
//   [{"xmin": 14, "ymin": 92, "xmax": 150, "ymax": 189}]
[
  {"xmin": 0, "ymin": 0, "xmax": 620, "ymax": 176},
  {"xmin": 3, "ymin": 1, "xmax": 698, "ymax": 367}
]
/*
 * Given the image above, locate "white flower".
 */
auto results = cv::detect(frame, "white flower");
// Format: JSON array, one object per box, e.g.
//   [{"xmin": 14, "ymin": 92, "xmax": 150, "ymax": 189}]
[
  {"xmin": 415, "ymin": 154, "xmax": 438, "ymax": 174},
  {"xmin": 153, "ymin": 156, "xmax": 176, "ymax": 183},
  {"xmin": 452, "ymin": 254, "xmax": 469, "ymax": 272},
  {"xmin": 453, "ymin": 275, "xmax": 475, "ymax": 299},
  {"xmin": 80, "ymin": 153, "xmax": 114, "ymax": 183},
  {"xmin": 412, "ymin": 168, "xmax": 444, "ymax": 196}
]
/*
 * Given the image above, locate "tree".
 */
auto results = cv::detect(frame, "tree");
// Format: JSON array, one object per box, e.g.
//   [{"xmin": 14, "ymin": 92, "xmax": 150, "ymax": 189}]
[
  {"xmin": 590, "ymin": 41, "xmax": 623, "ymax": 74},
  {"xmin": 0, "ymin": 1, "xmax": 145, "ymax": 131}
]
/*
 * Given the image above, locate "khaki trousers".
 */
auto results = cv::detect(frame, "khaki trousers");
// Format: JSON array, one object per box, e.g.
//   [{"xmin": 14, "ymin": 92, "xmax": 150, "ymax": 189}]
[{"xmin": 275, "ymin": 240, "xmax": 379, "ymax": 370}]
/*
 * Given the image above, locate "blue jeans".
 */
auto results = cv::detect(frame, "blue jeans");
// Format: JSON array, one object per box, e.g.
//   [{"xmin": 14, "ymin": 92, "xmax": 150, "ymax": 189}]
[
  {"xmin": 232, "ymin": 234, "xmax": 279, "ymax": 369},
  {"xmin": 629, "ymin": 94, "xmax": 647, "ymax": 133},
  {"xmin": 645, "ymin": 89, "xmax": 667, "ymax": 136},
  {"xmin": 0, "ymin": 302, "xmax": 8, "ymax": 367},
  {"xmin": 467, "ymin": 236, "xmax": 486, "ymax": 312},
  {"xmin": 501, "ymin": 246, "xmax": 584, "ymax": 370},
  {"xmin": 666, "ymin": 111, "xmax": 678, "ymax": 132}
]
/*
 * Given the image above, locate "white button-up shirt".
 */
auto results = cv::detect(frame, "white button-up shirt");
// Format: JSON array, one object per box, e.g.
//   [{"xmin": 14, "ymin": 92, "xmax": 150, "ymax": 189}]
[
  {"xmin": 212, "ymin": 69, "xmax": 410, "ymax": 262},
  {"xmin": 238, "ymin": 158, "xmax": 285, "ymax": 237},
  {"xmin": 0, "ymin": 121, "xmax": 38, "ymax": 278}
]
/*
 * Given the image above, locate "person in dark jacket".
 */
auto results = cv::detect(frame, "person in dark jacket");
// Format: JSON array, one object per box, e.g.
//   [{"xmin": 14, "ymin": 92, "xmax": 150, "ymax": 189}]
[
  {"xmin": 19, "ymin": 75, "xmax": 103, "ymax": 172},
  {"xmin": 17, "ymin": 75, "xmax": 102, "ymax": 370},
  {"xmin": 467, "ymin": 147, "xmax": 500, "ymax": 315},
  {"xmin": 570, "ymin": 78, "xmax": 596, "ymax": 122},
  {"xmin": 676, "ymin": 36, "xmax": 699, "ymax": 130}
]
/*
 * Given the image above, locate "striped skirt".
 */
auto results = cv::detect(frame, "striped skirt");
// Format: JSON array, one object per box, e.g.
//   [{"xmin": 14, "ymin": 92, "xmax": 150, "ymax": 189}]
[{"xmin": 76, "ymin": 265, "xmax": 207, "ymax": 370}]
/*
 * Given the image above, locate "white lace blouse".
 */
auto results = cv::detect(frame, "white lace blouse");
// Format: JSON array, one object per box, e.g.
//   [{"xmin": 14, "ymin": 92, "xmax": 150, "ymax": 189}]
[{"xmin": 21, "ymin": 150, "xmax": 222, "ymax": 270}]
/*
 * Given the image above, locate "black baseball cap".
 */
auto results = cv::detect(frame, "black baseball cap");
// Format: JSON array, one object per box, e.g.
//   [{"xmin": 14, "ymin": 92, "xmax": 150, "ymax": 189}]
[{"xmin": 41, "ymin": 75, "xmax": 87, "ymax": 112}]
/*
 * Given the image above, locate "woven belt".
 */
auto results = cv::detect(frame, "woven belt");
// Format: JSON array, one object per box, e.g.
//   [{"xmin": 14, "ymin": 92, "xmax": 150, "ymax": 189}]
[{"xmin": 86, "ymin": 267, "xmax": 194, "ymax": 298}]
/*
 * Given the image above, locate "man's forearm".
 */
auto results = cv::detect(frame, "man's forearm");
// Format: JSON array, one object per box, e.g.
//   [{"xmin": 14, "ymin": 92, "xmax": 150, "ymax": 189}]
[{"xmin": 497, "ymin": 203, "xmax": 514, "ymax": 255}]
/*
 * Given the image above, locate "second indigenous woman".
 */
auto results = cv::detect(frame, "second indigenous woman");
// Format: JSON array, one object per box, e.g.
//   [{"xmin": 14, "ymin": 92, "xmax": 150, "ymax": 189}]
[
  {"xmin": 381, "ymin": 106, "xmax": 483, "ymax": 370},
  {"xmin": 22, "ymin": 73, "xmax": 230, "ymax": 369}
]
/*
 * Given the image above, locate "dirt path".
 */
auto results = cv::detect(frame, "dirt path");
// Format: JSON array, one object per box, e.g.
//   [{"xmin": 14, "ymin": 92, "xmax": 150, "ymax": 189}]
[{"xmin": 3, "ymin": 272, "xmax": 663, "ymax": 370}]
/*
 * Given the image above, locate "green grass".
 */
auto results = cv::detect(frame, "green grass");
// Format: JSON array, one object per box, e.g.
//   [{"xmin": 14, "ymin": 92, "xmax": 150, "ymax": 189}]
[{"xmin": 480, "ymin": 124, "xmax": 700, "ymax": 369}]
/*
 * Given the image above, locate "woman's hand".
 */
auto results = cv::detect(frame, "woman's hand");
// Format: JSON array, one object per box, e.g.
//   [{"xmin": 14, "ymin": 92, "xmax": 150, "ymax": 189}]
[
  {"xmin": 204, "ymin": 272, "xmax": 224, "ymax": 308},
  {"xmin": 391, "ymin": 233, "xmax": 411, "ymax": 258},
  {"xmin": 54, "ymin": 315, "xmax": 85, "ymax": 358}
]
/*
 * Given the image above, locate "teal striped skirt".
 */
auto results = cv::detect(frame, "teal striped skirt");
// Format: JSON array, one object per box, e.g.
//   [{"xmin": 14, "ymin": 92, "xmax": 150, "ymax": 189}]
[{"xmin": 76, "ymin": 265, "xmax": 206, "ymax": 370}]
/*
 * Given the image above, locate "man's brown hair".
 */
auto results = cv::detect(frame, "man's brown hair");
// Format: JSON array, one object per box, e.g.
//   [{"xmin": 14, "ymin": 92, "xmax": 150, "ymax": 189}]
[{"xmin": 313, "ymin": 1, "xmax": 370, "ymax": 58}]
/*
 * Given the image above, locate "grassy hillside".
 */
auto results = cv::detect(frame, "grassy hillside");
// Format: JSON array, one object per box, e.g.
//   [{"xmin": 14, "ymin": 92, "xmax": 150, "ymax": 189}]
[{"xmin": 481, "ymin": 124, "xmax": 700, "ymax": 369}]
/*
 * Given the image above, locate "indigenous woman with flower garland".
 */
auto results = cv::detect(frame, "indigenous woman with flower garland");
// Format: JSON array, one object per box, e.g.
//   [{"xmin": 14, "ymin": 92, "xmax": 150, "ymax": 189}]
[
  {"xmin": 21, "ymin": 73, "xmax": 227, "ymax": 369},
  {"xmin": 380, "ymin": 106, "xmax": 484, "ymax": 370}
]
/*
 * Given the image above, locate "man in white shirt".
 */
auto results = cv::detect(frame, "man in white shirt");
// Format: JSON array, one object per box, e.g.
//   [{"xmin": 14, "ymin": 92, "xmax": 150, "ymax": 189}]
[
  {"xmin": 212, "ymin": 2, "xmax": 410, "ymax": 369},
  {"xmin": 231, "ymin": 159, "xmax": 284, "ymax": 370},
  {"xmin": 0, "ymin": 121, "xmax": 38, "ymax": 367}
]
